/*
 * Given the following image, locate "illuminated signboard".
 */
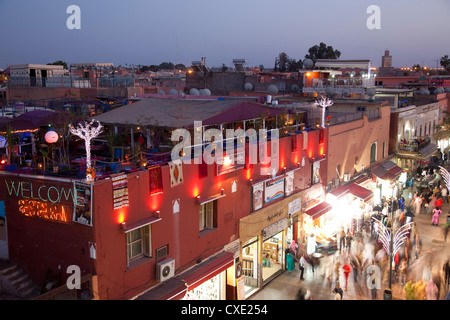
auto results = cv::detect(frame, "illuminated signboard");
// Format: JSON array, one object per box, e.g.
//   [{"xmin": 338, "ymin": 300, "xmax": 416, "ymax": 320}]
[
  {"xmin": 18, "ymin": 199, "xmax": 71, "ymax": 223},
  {"xmin": 4, "ymin": 179, "xmax": 93, "ymax": 225}
]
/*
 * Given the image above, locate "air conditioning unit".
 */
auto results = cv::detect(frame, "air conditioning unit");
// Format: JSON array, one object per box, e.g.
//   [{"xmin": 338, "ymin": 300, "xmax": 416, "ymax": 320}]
[
  {"xmin": 343, "ymin": 173, "xmax": 350, "ymax": 182},
  {"xmin": 156, "ymin": 258, "xmax": 175, "ymax": 282}
]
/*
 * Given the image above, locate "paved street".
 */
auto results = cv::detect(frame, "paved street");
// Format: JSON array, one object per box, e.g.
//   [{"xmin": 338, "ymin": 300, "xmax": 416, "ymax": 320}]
[{"xmin": 249, "ymin": 198, "xmax": 450, "ymax": 301}]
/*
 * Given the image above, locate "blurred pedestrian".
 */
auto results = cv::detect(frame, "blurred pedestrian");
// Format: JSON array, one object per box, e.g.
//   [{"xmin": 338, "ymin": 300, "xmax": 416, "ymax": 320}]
[
  {"xmin": 443, "ymin": 260, "xmax": 450, "ymax": 288},
  {"xmin": 398, "ymin": 258, "xmax": 407, "ymax": 286},
  {"xmin": 299, "ymin": 254, "xmax": 306, "ymax": 280},
  {"xmin": 444, "ymin": 222, "xmax": 450, "ymax": 242},
  {"xmin": 339, "ymin": 228, "xmax": 346, "ymax": 252},
  {"xmin": 333, "ymin": 283, "xmax": 343, "ymax": 300},
  {"xmin": 414, "ymin": 194, "xmax": 423, "ymax": 215},
  {"xmin": 426, "ymin": 279, "xmax": 439, "ymax": 300},
  {"xmin": 432, "ymin": 206, "xmax": 442, "ymax": 226},
  {"xmin": 342, "ymin": 262, "xmax": 352, "ymax": 290},
  {"xmin": 441, "ymin": 185, "xmax": 448, "ymax": 203},
  {"xmin": 286, "ymin": 249, "xmax": 295, "ymax": 272},
  {"xmin": 289, "ymin": 240, "xmax": 298, "ymax": 259},
  {"xmin": 345, "ymin": 233, "xmax": 352, "ymax": 252}
]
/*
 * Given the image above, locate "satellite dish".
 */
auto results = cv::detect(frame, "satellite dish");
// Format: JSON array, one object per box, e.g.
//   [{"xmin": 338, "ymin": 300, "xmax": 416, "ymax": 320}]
[
  {"xmin": 168, "ymin": 88, "xmax": 178, "ymax": 95},
  {"xmin": 445, "ymin": 87, "xmax": 450, "ymax": 93},
  {"xmin": 291, "ymin": 84, "xmax": 300, "ymax": 93},
  {"xmin": 267, "ymin": 84, "xmax": 278, "ymax": 94},
  {"xmin": 435, "ymin": 87, "xmax": 444, "ymax": 94},
  {"xmin": 157, "ymin": 90, "xmax": 166, "ymax": 95},
  {"xmin": 303, "ymin": 59, "xmax": 314, "ymax": 69},
  {"xmin": 189, "ymin": 88, "xmax": 200, "ymax": 95},
  {"xmin": 244, "ymin": 82, "xmax": 253, "ymax": 91},
  {"xmin": 199, "ymin": 88, "xmax": 211, "ymax": 96},
  {"xmin": 367, "ymin": 88, "xmax": 376, "ymax": 97},
  {"xmin": 419, "ymin": 88, "xmax": 430, "ymax": 95},
  {"xmin": 290, "ymin": 73, "xmax": 297, "ymax": 79}
]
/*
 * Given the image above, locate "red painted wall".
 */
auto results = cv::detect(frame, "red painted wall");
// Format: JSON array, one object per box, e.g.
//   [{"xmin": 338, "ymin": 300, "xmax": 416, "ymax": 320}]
[{"xmin": 0, "ymin": 128, "xmax": 326, "ymax": 299}]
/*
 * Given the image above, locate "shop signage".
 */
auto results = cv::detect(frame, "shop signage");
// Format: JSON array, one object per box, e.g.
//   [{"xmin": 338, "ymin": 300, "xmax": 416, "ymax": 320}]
[
  {"xmin": 5, "ymin": 180, "xmax": 75, "ymax": 205},
  {"xmin": 285, "ymin": 171, "xmax": 294, "ymax": 196},
  {"xmin": 288, "ymin": 198, "xmax": 301, "ymax": 216},
  {"xmin": 17, "ymin": 199, "xmax": 71, "ymax": 223},
  {"xmin": 264, "ymin": 177, "xmax": 285, "ymax": 204},
  {"xmin": 73, "ymin": 182, "xmax": 93, "ymax": 226},
  {"xmin": 263, "ymin": 218, "xmax": 288, "ymax": 240},
  {"xmin": 252, "ymin": 183, "xmax": 264, "ymax": 211}
]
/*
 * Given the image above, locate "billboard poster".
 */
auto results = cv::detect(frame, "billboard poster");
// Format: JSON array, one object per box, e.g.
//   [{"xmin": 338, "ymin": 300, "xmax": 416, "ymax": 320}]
[
  {"xmin": 253, "ymin": 182, "xmax": 264, "ymax": 211},
  {"xmin": 264, "ymin": 177, "xmax": 285, "ymax": 204},
  {"xmin": 73, "ymin": 182, "xmax": 93, "ymax": 226},
  {"xmin": 285, "ymin": 171, "xmax": 294, "ymax": 196}
]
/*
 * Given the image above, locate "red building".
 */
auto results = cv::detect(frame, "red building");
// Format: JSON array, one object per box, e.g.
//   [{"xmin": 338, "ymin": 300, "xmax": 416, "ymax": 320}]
[{"xmin": 0, "ymin": 98, "xmax": 328, "ymax": 300}]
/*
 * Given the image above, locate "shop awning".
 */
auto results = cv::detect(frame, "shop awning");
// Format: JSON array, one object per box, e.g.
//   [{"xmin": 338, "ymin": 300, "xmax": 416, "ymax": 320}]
[
  {"xmin": 304, "ymin": 201, "xmax": 333, "ymax": 220},
  {"xmin": 180, "ymin": 251, "xmax": 234, "ymax": 291},
  {"xmin": 121, "ymin": 216, "xmax": 162, "ymax": 233},
  {"xmin": 419, "ymin": 143, "xmax": 438, "ymax": 160},
  {"xmin": 348, "ymin": 183, "xmax": 373, "ymax": 202},
  {"xmin": 370, "ymin": 161, "xmax": 403, "ymax": 181},
  {"xmin": 135, "ymin": 277, "xmax": 187, "ymax": 300}
]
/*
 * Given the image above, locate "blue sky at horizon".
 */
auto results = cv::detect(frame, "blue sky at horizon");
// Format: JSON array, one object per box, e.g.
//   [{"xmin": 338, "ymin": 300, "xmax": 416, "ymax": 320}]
[{"xmin": 1, "ymin": 0, "xmax": 449, "ymax": 70}]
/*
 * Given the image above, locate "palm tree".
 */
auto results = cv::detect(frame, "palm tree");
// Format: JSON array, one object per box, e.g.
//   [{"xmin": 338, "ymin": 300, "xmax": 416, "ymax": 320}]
[{"xmin": 440, "ymin": 55, "xmax": 450, "ymax": 72}]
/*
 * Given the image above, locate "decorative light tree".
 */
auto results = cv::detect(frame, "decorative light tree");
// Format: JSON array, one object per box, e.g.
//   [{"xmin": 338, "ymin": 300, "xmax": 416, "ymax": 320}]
[
  {"xmin": 69, "ymin": 120, "xmax": 103, "ymax": 181},
  {"xmin": 373, "ymin": 214, "xmax": 412, "ymax": 299},
  {"xmin": 314, "ymin": 96, "xmax": 334, "ymax": 128}
]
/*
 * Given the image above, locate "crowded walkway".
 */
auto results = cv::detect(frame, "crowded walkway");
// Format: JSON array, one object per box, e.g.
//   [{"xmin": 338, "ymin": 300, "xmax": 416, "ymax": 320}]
[{"xmin": 250, "ymin": 165, "xmax": 450, "ymax": 300}]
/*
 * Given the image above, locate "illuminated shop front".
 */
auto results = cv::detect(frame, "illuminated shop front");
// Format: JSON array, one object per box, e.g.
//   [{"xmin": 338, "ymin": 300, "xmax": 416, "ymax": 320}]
[
  {"xmin": 240, "ymin": 191, "xmax": 302, "ymax": 298},
  {"xmin": 303, "ymin": 182, "xmax": 373, "ymax": 251}
]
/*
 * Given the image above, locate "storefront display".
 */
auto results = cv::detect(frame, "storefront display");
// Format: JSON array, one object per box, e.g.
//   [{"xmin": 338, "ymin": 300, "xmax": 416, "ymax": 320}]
[
  {"xmin": 242, "ymin": 238, "xmax": 258, "ymax": 297},
  {"xmin": 262, "ymin": 231, "xmax": 284, "ymax": 282},
  {"xmin": 182, "ymin": 273, "xmax": 222, "ymax": 300}
]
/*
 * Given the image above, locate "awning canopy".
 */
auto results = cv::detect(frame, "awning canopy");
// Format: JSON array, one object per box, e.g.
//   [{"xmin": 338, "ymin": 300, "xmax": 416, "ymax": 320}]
[
  {"xmin": 135, "ymin": 277, "xmax": 187, "ymax": 300},
  {"xmin": 371, "ymin": 161, "xmax": 404, "ymax": 181},
  {"xmin": 329, "ymin": 182, "xmax": 373, "ymax": 202},
  {"xmin": 180, "ymin": 251, "xmax": 234, "ymax": 290},
  {"xmin": 304, "ymin": 201, "xmax": 332, "ymax": 220},
  {"xmin": 121, "ymin": 216, "xmax": 161, "ymax": 233},
  {"xmin": 419, "ymin": 143, "xmax": 438, "ymax": 160},
  {"xmin": 91, "ymin": 98, "xmax": 284, "ymax": 128},
  {"xmin": 135, "ymin": 251, "xmax": 234, "ymax": 300}
]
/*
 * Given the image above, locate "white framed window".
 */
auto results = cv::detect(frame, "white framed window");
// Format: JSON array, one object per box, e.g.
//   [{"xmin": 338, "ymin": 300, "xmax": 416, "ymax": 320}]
[
  {"xmin": 199, "ymin": 201, "xmax": 216, "ymax": 232},
  {"xmin": 126, "ymin": 225, "xmax": 151, "ymax": 265}
]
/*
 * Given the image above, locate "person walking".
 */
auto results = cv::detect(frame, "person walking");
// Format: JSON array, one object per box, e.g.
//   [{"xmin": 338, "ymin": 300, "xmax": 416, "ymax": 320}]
[
  {"xmin": 299, "ymin": 254, "xmax": 306, "ymax": 280},
  {"xmin": 432, "ymin": 206, "xmax": 442, "ymax": 226},
  {"xmin": 333, "ymin": 283, "xmax": 343, "ymax": 300},
  {"xmin": 286, "ymin": 249, "xmax": 295, "ymax": 272},
  {"xmin": 441, "ymin": 185, "xmax": 448, "ymax": 203},
  {"xmin": 443, "ymin": 260, "xmax": 450, "ymax": 288},
  {"xmin": 342, "ymin": 262, "xmax": 352, "ymax": 291},
  {"xmin": 339, "ymin": 228, "xmax": 346, "ymax": 252},
  {"xmin": 398, "ymin": 258, "xmax": 408, "ymax": 286},
  {"xmin": 414, "ymin": 194, "xmax": 423, "ymax": 216}
]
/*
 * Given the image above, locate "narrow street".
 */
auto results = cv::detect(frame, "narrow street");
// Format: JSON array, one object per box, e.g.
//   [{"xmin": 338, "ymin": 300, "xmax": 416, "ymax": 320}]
[{"xmin": 249, "ymin": 195, "xmax": 450, "ymax": 300}]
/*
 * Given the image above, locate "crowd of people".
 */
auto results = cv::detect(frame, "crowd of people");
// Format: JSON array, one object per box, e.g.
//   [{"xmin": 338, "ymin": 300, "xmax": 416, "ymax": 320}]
[{"xmin": 293, "ymin": 165, "xmax": 450, "ymax": 300}]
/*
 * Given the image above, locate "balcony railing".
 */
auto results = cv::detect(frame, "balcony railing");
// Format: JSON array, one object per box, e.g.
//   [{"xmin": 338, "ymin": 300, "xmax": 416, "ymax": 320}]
[
  {"xmin": 398, "ymin": 137, "xmax": 430, "ymax": 152},
  {"xmin": 8, "ymin": 76, "xmax": 136, "ymax": 88}
]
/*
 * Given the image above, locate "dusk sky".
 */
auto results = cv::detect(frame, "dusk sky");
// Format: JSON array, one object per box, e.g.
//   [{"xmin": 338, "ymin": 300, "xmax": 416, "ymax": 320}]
[{"xmin": 1, "ymin": 0, "xmax": 450, "ymax": 70}]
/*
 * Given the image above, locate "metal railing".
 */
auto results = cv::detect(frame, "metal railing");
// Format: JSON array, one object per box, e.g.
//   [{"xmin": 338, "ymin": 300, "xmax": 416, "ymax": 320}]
[{"xmin": 7, "ymin": 75, "xmax": 136, "ymax": 88}]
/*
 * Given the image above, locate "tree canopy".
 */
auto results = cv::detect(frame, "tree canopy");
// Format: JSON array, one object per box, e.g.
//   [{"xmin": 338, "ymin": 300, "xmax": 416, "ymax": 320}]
[
  {"xmin": 47, "ymin": 60, "xmax": 68, "ymax": 69},
  {"xmin": 274, "ymin": 52, "xmax": 303, "ymax": 72},
  {"xmin": 305, "ymin": 42, "xmax": 341, "ymax": 62}
]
